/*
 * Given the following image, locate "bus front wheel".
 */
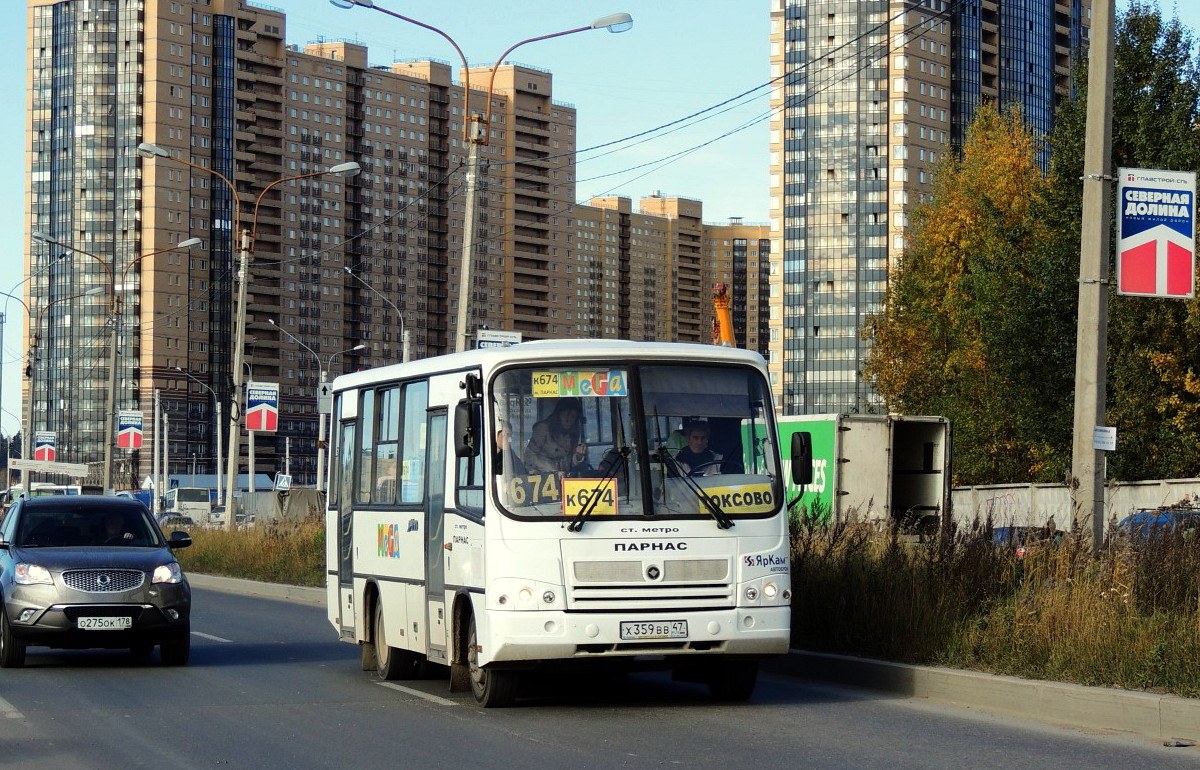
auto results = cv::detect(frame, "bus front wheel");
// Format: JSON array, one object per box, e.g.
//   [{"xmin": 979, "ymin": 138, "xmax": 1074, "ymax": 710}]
[{"xmin": 467, "ymin": 614, "xmax": 515, "ymax": 708}]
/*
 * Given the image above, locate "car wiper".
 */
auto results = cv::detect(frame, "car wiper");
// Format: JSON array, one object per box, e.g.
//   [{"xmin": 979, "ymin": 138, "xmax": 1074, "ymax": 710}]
[
  {"xmin": 566, "ymin": 446, "xmax": 630, "ymax": 533},
  {"xmin": 652, "ymin": 447, "xmax": 735, "ymax": 529}
]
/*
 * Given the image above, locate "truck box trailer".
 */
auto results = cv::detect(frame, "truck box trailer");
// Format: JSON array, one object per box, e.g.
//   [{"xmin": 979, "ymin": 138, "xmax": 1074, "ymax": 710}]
[{"xmin": 778, "ymin": 414, "xmax": 951, "ymax": 531}]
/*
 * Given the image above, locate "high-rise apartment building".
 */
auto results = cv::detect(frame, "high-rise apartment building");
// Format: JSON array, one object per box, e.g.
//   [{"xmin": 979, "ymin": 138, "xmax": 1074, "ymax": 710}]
[
  {"xmin": 704, "ymin": 219, "xmax": 771, "ymax": 356},
  {"xmin": 23, "ymin": 0, "xmax": 722, "ymax": 487},
  {"xmin": 769, "ymin": 0, "xmax": 1089, "ymax": 414}
]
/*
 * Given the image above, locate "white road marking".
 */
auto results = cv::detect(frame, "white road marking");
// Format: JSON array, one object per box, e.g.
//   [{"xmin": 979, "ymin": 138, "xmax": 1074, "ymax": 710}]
[
  {"xmin": 0, "ymin": 695, "xmax": 24, "ymax": 720},
  {"xmin": 377, "ymin": 681, "xmax": 458, "ymax": 706},
  {"xmin": 191, "ymin": 631, "xmax": 233, "ymax": 643}
]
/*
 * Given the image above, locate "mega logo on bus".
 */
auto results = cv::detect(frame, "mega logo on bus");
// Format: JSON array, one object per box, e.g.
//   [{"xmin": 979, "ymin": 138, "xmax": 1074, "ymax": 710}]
[
  {"xmin": 531, "ymin": 370, "xmax": 628, "ymax": 398},
  {"xmin": 378, "ymin": 523, "xmax": 403, "ymax": 559}
]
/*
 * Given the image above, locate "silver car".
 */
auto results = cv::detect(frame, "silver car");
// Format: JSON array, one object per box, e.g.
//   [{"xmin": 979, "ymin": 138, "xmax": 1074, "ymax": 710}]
[{"xmin": 0, "ymin": 496, "xmax": 192, "ymax": 667}]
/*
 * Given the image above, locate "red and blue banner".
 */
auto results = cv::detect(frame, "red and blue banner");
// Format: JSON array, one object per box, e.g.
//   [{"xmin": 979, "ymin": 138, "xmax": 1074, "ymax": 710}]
[
  {"xmin": 1117, "ymin": 168, "xmax": 1196, "ymax": 299},
  {"xmin": 245, "ymin": 382, "xmax": 279, "ymax": 432},
  {"xmin": 117, "ymin": 410, "xmax": 144, "ymax": 449},
  {"xmin": 34, "ymin": 431, "xmax": 56, "ymax": 462}
]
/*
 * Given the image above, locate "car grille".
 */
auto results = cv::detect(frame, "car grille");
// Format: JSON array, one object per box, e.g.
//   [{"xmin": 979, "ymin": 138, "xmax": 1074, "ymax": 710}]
[{"xmin": 61, "ymin": 569, "xmax": 145, "ymax": 593}]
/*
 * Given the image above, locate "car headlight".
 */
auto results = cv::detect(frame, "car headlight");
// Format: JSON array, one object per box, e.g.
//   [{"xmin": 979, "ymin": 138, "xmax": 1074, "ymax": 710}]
[
  {"xmin": 152, "ymin": 563, "xmax": 183, "ymax": 585},
  {"xmin": 14, "ymin": 563, "xmax": 53, "ymax": 586}
]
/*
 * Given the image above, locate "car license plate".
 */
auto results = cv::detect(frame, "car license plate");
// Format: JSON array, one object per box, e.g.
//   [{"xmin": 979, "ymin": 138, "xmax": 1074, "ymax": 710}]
[
  {"xmin": 619, "ymin": 620, "xmax": 687, "ymax": 641},
  {"xmin": 77, "ymin": 616, "xmax": 132, "ymax": 631}
]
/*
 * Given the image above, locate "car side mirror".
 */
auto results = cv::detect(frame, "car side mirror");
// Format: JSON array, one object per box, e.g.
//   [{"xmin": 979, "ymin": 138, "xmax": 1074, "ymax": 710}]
[{"xmin": 168, "ymin": 531, "xmax": 192, "ymax": 550}]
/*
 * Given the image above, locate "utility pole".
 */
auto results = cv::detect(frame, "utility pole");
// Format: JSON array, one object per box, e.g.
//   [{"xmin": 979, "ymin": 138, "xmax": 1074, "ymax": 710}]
[{"xmin": 1070, "ymin": 0, "xmax": 1115, "ymax": 552}]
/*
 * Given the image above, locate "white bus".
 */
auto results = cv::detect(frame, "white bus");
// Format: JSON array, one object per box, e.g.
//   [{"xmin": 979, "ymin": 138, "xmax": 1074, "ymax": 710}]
[{"xmin": 326, "ymin": 340, "xmax": 797, "ymax": 706}]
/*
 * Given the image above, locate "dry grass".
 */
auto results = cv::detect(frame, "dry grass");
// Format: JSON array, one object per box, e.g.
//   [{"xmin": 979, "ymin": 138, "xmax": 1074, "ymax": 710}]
[
  {"xmin": 175, "ymin": 516, "xmax": 324, "ymax": 587},
  {"xmin": 790, "ymin": 517, "xmax": 1200, "ymax": 697}
]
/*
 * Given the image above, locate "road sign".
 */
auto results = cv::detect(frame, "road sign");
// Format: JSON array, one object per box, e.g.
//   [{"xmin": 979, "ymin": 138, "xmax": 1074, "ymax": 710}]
[
  {"xmin": 477, "ymin": 329, "xmax": 522, "ymax": 349},
  {"xmin": 245, "ymin": 382, "xmax": 280, "ymax": 432},
  {"xmin": 117, "ymin": 410, "xmax": 144, "ymax": 449},
  {"xmin": 34, "ymin": 432, "xmax": 56, "ymax": 462},
  {"xmin": 10, "ymin": 458, "xmax": 90, "ymax": 476},
  {"xmin": 274, "ymin": 473, "xmax": 292, "ymax": 491},
  {"xmin": 1117, "ymin": 167, "xmax": 1196, "ymax": 298},
  {"xmin": 318, "ymin": 381, "xmax": 333, "ymax": 415}
]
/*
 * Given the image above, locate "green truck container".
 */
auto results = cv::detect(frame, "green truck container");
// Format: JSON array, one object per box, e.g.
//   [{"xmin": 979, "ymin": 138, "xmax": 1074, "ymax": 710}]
[{"xmin": 778, "ymin": 414, "xmax": 951, "ymax": 531}]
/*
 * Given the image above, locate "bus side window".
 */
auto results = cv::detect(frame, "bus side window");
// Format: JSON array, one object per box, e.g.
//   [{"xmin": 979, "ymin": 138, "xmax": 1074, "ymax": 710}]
[{"xmin": 400, "ymin": 380, "xmax": 428, "ymax": 504}]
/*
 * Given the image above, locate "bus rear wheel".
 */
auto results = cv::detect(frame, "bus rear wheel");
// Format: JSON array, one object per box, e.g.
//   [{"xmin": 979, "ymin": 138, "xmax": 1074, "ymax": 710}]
[
  {"xmin": 707, "ymin": 659, "xmax": 758, "ymax": 702},
  {"xmin": 467, "ymin": 614, "xmax": 515, "ymax": 708},
  {"xmin": 373, "ymin": 601, "xmax": 420, "ymax": 681}
]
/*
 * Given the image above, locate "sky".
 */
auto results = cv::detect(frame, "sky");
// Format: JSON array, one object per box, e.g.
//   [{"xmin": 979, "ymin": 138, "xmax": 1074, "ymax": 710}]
[{"xmin": 0, "ymin": 1, "xmax": 1198, "ymax": 435}]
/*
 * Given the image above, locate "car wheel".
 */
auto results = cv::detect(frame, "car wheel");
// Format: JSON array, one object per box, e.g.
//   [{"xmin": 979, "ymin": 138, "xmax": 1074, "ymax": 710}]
[
  {"xmin": 160, "ymin": 630, "xmax": 190, "ymax": 666},
  {"xmin": 0, "ymin": 608, "xmax": 26, "ymax": 669},
  {"xmin": 467, "ymin": 613, "xmax": 515, "ymax": 708}
]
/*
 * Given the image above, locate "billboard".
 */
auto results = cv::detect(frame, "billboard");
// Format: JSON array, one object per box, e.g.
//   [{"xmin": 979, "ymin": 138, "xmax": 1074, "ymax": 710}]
[
  {"xmin": 1117, "ymin": 167, "xmax": 1196, "ymax": 298},
  {"xmin": 477, "ymin": 329, "xmax": 522, "ymax": 349},
  {"xmin": 34, "ymin": 431, "xmax": 56, "ymax": 462},
  {"xmin": 245, "ymin": 382, "xmax": 280, "ymax": 432},
  {"xmin": 116, "ymin": 410, "xmax": 144, "ymax": 449}
]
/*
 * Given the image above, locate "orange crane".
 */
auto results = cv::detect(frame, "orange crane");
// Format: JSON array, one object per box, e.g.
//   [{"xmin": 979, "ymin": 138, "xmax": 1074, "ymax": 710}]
[{"xmin": 712, "ymin": 283, "xmax": 736, "ymax": 347}]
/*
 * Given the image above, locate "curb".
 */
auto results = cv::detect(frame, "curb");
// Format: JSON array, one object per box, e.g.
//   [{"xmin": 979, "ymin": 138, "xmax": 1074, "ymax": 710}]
[
  {"xmin": 768, "ymin": 650, "xmax": 1200, "ymax": 743},
  {"xmin": 187, "ymin": 573, "xmax": 325, "ymax": 607},
  {"xmin": 189, "ymin": 573, "xmax": 1200, "ymax": 742}
]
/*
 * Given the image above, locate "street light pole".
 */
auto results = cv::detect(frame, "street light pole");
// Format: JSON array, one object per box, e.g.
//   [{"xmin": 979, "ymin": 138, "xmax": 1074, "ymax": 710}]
[
  {"xmin": 268, "ymin": 318, "xmax": 364, "ymax": 490},
  {"xmin": 174, "ymin": 366, "xmax": 224, "ymax": 507},
  {"xmin": 328, "ymin": 1, "xmax": 632, "ymax": 352},
  {"xmin": 34, "ymin": 234, "xmax": 203, "ymax": 491},
  {"xmin": 342, "ymin": 266, "xmax": 409, "ymax": 363},
  {"xmin": 139, "ymin": 141, "xmax": 359, "ymax": 528}
]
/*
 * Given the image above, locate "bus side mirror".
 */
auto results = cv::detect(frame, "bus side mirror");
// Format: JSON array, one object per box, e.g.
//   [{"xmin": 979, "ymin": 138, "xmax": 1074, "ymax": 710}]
[
  {"xmin": 790, "ymin": 432, "xmax": 813, "ymax": 486},
  {"xmin": 454, "ymin": 400, "xmax": 480, "ymax": 458}
]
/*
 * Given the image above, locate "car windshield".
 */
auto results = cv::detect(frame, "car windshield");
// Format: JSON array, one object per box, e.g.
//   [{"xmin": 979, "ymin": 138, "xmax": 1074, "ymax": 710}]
[
  {"xmin": 15, "ymin": 503, "xmax": 161, "ymax": 548},
  {"xmin": 491, "ymin": 362, "xmax": 782, "ymax": 522}
]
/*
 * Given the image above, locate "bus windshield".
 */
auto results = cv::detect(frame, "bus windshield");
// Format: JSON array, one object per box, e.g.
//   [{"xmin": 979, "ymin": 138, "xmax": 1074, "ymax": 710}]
[{"xmin": 491, "ymin": 362, "xmax": 781, "ymax": 522}]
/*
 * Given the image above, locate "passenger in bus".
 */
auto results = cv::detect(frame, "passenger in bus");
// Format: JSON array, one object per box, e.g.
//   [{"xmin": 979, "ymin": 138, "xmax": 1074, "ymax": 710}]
[
  {"xmin": 672, "ymin": 420, "xmax": 723, "ymax": 476},
  {"xmin": 496, "ymin": 419, "xmax": 528, "ymax": 479},
  {"xmin": 524, "ymin": 397, "xmax": 590, "ymax": 474}
]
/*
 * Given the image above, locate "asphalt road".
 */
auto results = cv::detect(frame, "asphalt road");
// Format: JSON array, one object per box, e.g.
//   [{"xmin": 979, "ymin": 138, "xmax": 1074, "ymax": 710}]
[{"xmin": 0, "ymin": 588, "xmax": 1194, "ymax": 769}]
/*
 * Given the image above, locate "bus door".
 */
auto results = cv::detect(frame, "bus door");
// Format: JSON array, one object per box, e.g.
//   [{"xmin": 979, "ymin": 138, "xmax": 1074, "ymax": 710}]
[
  {"xmin": 424, "ymin": 409, "xmax": 449, "ymax": 664},
  {"xmin": 336, "ymin": 420, "xmax": 356, "ymax": 639}
]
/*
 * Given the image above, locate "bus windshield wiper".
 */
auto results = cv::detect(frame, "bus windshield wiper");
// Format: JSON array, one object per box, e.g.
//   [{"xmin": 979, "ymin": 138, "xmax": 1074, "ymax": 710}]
[
  {"xmin": 566, "ymin": 446, "xmax": 629, "ymax": 533},
  {"xmin": 652, "ymin": 447, "xmax": 735, "ymax": 529}
]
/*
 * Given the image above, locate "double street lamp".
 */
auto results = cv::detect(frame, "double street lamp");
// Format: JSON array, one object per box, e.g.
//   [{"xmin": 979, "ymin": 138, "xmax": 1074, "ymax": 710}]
[
  {"xmin": 329, "ymin": 1, "xmax": 633, "ymax": 351},
  {"xmin": 138, "ymin": 142, "xmax": 360, "ymax": 527},
  {"xmin": 268, "ymin": 318, "xmax": 365, "ymax": 491},
  {"xmin": 32, "ymin": 232, "xmax": 203, "ymax": 490}
]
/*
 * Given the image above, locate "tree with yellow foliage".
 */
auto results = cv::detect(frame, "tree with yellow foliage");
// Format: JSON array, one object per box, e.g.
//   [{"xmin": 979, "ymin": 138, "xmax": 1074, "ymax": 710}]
[{"xmin": 865, "ymin": 104, "xmax": 1072, "ymax": 484}]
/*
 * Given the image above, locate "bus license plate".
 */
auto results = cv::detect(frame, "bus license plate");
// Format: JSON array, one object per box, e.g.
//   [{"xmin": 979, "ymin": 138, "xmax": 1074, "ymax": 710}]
[
  {"xmin": 78, "ymin": 616, "xmax": 132, "ymax": 631},
  {"xmin": 620, "ymin": 620, "xmax": 687, "ymax": 641}
]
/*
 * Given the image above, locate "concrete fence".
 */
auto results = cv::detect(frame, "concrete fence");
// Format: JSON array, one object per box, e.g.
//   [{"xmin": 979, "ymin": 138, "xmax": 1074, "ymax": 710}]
[{"xmin": 951, "ymin": 478, "xmax": 1200, "ymax": 529}]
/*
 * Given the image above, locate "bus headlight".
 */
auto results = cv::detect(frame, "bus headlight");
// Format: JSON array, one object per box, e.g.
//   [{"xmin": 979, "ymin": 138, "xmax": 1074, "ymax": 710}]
[{"xmin": 763, "ymin": 581, "xmax": 778, "ymax": 599}]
